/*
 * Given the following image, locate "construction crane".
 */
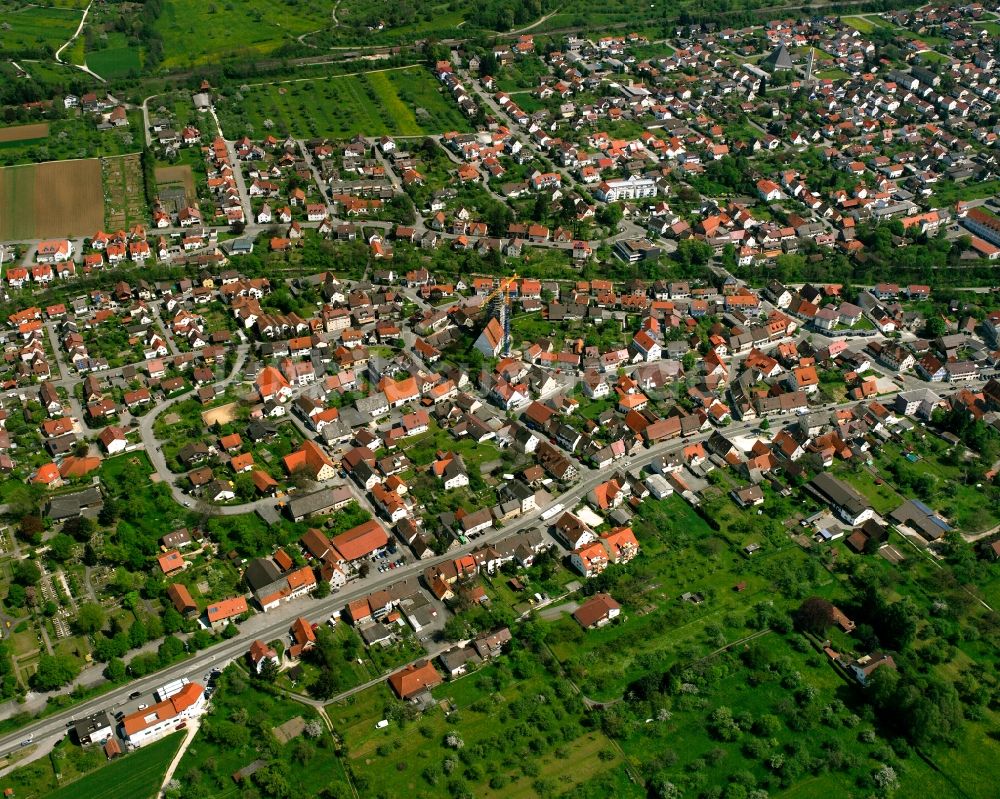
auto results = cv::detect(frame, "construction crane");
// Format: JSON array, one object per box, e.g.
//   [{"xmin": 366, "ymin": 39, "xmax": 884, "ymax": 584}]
[{"xmin": 481, "ymin": 273, "xmax": 519, "ymax": 356}]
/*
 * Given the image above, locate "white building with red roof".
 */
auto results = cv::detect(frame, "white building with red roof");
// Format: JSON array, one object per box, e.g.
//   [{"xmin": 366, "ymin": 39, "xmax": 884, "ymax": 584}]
[{"xmin": 121, "ymin": 682, "xmax": 206, "ymax": 747}]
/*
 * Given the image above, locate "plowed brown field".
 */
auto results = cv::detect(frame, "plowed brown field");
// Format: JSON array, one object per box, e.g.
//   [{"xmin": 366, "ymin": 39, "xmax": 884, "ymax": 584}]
[{"xmin": 0, "ymin": 158, "xmax": 103, "ymax": 239}]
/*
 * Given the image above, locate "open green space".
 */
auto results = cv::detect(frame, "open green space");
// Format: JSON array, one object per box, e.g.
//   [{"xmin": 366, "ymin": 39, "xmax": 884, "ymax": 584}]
[
  {"xmin": 2, "ymin": 732, "xmax": 181, "ymax": 799},
  {"xmin": 48, "ymin": 733, "xmax": 182, "ymax": 799},
  {"xmin": 100, "ymin": 451, "xmax": 195, "ymax": 544},
  {"xmin": 327, "ymin": 649, "xmax": 637, "ymax": 799},
  {"xmin": 0, "ymin": 5, "xmax": 81, "ymax": 59},
  {"xmin": 848, "ymin": 431, "xmax": 1000, "ymax": 533},
  {"xmin": 613, "ymin": 630, "xmax": 976, "ymax": 798},
  {"xmin": 173, "ymin": 666, "xmax": 349, "ymax": 798},
  {"xmin": 155, "ymin": 0, "xmax": 341, "ymax": 68},
  {"xmin": 840, "ymin": 15, "xmax": 891, "ymax": 33},
  {"xmin": 215, "ymin": 66, "xmax": 471, "ymax": 140},
  {"xmin": 913, "ymin": 49, "xmax": 951, "ymax": 64},
  {"xmin": 832, "ymin": 462, "xmax": 903, "ymax": 517},
  {"xmin": 317, "ymin": 0, "xmax": 468, "ymax": 46},
  {"xmin": 86, "ymin": 32, "xmax": 143, "ymax": 80},
  {"xmin": 0, "ymin": 115, "xmax": 139, "ymax": 168},
  {"xmin": 816, "ymin": 68, "xmax": 851, "ymax": 81},
  {"xmin": 543, "ymin": 491, "xmax": 824, "ymax": 701}
]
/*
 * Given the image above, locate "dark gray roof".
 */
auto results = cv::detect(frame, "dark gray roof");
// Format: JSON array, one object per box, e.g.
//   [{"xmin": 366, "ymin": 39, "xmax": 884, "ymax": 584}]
[
  {"xmin": 46, "ymin": 486, "xmax": 103, "ymax": 520},
  {"xmin": 763, "ymin": 44, "xmax": 793, "ymax": 71},
  {"xmin": 243, "ymin": 557, "xmax": 282, "ymax": 592}
]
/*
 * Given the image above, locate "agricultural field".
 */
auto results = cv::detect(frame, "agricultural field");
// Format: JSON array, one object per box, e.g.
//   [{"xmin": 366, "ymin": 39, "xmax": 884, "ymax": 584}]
[
  {"xmin": 0, "ymin": 123, "xmax": 49, "ymax": 145},
  {"xmin": 0, "ymin": 158, "xmax": 104, "ymax": 239},
  {"xmin": 155, "ymin": 0, "xmax": 341, "ymax": 68},
  {"xmin": 1, "ymin": 730, "xmax": 182, "ymax": 799},
  {"xmin": 215, "ymin": 66, "xmax": 471, "ymax": 140},
  {"xmin": 48, "ymin": 733, "xmax": 182, "ymax": 799},
  {"xmin": 0, "ymin": 4, "xmax": 82, "ymax": 59},
  {"xmin": 0, "ymin": 114, "xmax": 140, "ymax": 167},
  {"xmin": 102, "ymin": 153, "xmax": 148, "ymax": 230}
]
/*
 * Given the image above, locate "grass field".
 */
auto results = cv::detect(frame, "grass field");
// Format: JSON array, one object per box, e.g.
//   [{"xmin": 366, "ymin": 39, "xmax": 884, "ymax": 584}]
[
  {"xmin": 48, "ymin": 733, "xmax": 182, "ymax": 799},
  {"xmin": 840, "ymin": 15, "xmax": 890, "ymax": 33},
  {"xmin": 87, "ymin": 33, "xmax": 143, "ymax": 80},
  {"xmin": 0, "ymin": 123, "xmax": 49, "ymax": 145},
  {"xmin": 932, "ymin": 178, "xmax": 1000, "ymax": 207},
  {"xmin": 1, "ymin": 732, "xmax": 181, "ymax": 799},
  {"xmin": 973, "ymin": 21, "xmax": 1000, "ymax": 36},
  {"xmin": 915, "ymin": 50, "xmax": 952, "ymax": 64},
  {"xmin": 0, "ymin": 5, "xmax": 82, "ymax": 58},
  {"xmin": 816, "ymin": 68, "xmax": 851, "ymax": 81},
  {"xmin": 0, "ymin": 159, "xmax": 104, "ymax": 239},
  {"xmin": 155, "ymin": 0, "xmax": 340, "ymax": 68},
  {"xmin": 215, "ymin": 66, "xmax": 471, "ymax": 139}
]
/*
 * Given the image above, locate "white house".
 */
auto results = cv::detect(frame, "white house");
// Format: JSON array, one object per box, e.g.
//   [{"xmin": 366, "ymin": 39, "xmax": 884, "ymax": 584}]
[
  {"xmin": 594, "ymin": 175, "xmax": 658, "ymax": 202},
  {"xmin": 35, "ymin": 239, "xmax": 74, "ymax": 263},
  {"xmin": 122, "ymin": 683, "xmax": 206, "ymax": 747}
]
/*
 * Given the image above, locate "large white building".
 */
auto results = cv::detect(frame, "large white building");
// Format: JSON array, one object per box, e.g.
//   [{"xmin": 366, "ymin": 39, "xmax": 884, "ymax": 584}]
[
  {"xmin": 35, "ymin": 239, "xmax": 74, "ymax": 263},
  {"xmin": 963, "ymin": 208, "xmax": 1000, "ymax": 246},
  {"xmin": 122, "ymin": 682, "xmax": 206, "ymax": 747},
  {"xmin": 594, "ymin": 176, "xmax": 658, "ymax": 202}
]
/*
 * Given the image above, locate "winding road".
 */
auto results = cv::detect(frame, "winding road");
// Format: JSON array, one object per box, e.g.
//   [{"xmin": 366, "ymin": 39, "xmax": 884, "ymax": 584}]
[{"xmin": 53, "ymin": 1, "xmax": 105, "ymax": 83}]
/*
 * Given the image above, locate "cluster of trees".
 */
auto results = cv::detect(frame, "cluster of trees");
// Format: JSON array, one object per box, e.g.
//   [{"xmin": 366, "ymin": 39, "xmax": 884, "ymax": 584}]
[
  {"xmin": 688, "ymin": 155, "xmax": 758, "ymax": 197},
  {"xmin": 0, "ymin": 643, "xmax": 17, "ymax": 700},
  {"xmin": 5, "ymin": 558, "xmax": 42, "ymax": 609},
  {"xmin": 865, "ymin": 667, "xmax": 963, "ymax": 748},
  {"xmin": 441, "ymin": 594, "xmax": 516, "ymax": 642},
  {"xmin": 32, "ymin": 653, "xmax": 81, "ymax": 691},
  {"xmin": 735, "ymin": 237, "xmax": 996, "ymax": 289},
  {"xmin": 304, "ymin": 625, "xmax": 364, "ymax": 699},
  {"xmin": 849, "ymin": 580, "xmax": 919, "ymax": 653},
  {"xmin": 620, "ymin": 636, "xmax": 866, "ymax": 797},
  {"xmin": 934, "ymin": 406, "xmax": 1000, "ymax": 464},
  {"xmin": 140, "ymin": 146, "xmax": 158, "ymax": 207},
  {"xmin": 882, "ymin": 458, "xmax": 937, "ymax": 502},
  {"xmin": 185, "ymin": 668, "xmax": 330, "ymax": 799},
  {"xmin": 138, "ymin": 0, "xmax": 165, "ymax": 69},
  {"xmin": 89, "ymin": 608, "xmax": 179, "ymax": 663},
  {"xmin": 0, "ymin": 73, "xmax": 90, "ymax": 111},
  {"xmin": 468, "ymin": 0, "xmax": 553, "ymax": 31}
]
